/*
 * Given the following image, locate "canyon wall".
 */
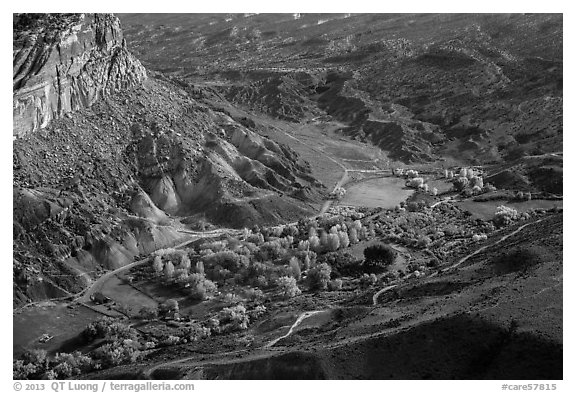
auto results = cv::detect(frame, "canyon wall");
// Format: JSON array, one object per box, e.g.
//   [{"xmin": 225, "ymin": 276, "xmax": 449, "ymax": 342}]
[{"xmin": 13, "ymin": 13, "xmax": 146, "ymax": 137}]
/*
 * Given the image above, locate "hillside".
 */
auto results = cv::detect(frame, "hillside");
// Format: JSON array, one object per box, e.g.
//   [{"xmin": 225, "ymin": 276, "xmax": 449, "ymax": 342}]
[
  {"xmin": 13, "ymin": 13, "xmax": 562, "ymax": 381},
  {"xmin": 13, "ymin": 13, "xmax": 323, "ymax": 306},
  {"xmin": 119, "ymin": 13, "xmax": 562, "ymax": 167}
]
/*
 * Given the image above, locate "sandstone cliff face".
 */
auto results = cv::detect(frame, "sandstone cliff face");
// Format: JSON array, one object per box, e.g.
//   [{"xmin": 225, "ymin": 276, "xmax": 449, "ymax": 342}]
[{"xmin": 13, "ymin": 13, "xmax": 146, "ymax": 137}]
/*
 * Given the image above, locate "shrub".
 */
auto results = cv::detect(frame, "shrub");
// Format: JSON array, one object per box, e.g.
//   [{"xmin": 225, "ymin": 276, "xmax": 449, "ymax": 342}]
[
  {"xmin": 202, "ymin": 250, "xmax": 248, "ymax": 272},
  {"xmin": 407, "ymin": 177, "xmax": 424, "ymax": 188},
  {"xmin": 416, "ymin": 235, "xmax": 432, "ymax": 249},
  {"xmin": 138, "ymin": 306, "xmax": 158, "ymax": 320},
  {"xmin": 492, "ymin": 246, "xmax": 544, "ymax": 273},
  {"xmin": 472, "ymin": 233, "xmax": 488, "ymax": 242},
  {"xmin": 298, "ymin": 240, "xmax": 310, "ymax": 251},
  {"xmin": 328, "ymin": 279, "xmax": 343, "ymax": 291},
  {"xmin": 187, "ymin": 274, "xmax": 218, "ymax": 300},
  {"xmin": 256, "ymin": 240, "xmax": 286, "ymax": 261},
  {"xmin": 483, "ymin": 183, "xmax": 497, "ymax": 193},
  {"xmin": 13, "ymin": 349, "xmax": 49, "ymax": 379},
  {"xmin": 218, "ymin": 304, "xmax": 249, "ymax": 332},
  {"xmin": 453, "ymin": 177, "xmax": 469, "ymax": 192},
  {"xmin": 359, "ymin": 273, "xmax": 377, "ymax": 287},
  {"xmin": 92, "ymin": 342, "xmax": 140, "ymax": 368},
  {"xmin": 493, "ymin": 205, "xmax": 519, "ymax": 227},
  {"xmin": 277, "ymin": 276, "xmax": 302, "ymax": 298},
  {"xmin": 308, "ymin": 263, "xmax": 332, "ymax": 290},
  {"xmin": 243, "ymin": 287, "xmax": 265, "ymax": 302},
  {"xmin": 363, "ymin": 244, "xmax": 396, "ymax": 273},
  {"xmin": 51, "ymin": 352, "xmax": 93, "ymax": 378},
  {"xmin": 248, "ymin": 304, "xmax": 267, "ymax": 320},
  {"xmin": 83, "ymin": 318, "xmax": 134, "ymax": 342}
]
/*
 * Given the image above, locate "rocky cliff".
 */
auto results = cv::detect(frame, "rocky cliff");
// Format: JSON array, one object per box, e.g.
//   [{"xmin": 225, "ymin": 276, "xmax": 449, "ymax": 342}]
[
  {"xmin": 13, "ymin": 13, "xmax": 146, "ymax": 137},
  {"xmin": 13, "ymin": 14, "xmax": 322, "ymax": 306}
]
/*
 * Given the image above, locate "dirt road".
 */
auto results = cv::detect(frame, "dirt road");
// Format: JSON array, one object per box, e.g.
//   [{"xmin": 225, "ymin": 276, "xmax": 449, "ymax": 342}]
[{"xmin": 372, "ymin": 217, "xmax": 547, "ymax": 305}]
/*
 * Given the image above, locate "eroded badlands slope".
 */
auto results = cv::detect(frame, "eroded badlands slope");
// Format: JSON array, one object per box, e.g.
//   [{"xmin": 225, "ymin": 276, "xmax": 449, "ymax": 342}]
[{"xmin": 13, "ymin": 14, "xmax": 321, "ymax": 306}]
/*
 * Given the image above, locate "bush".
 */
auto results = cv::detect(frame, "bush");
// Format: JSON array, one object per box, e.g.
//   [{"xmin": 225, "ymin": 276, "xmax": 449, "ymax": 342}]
[
  {"xmin": 202, "ymin": 250, "xmax": 248, "ymax": 272},
  {"xmin": 243, "ymin": 287, "xmax": 265, "ymax": 302},
  {"xmin": 453, "ymin": 177, "xmax": 469, "ymax": 192},
  {"xmin": 363, "ymin": 244, "xmax": 396, "ymax": 273},
  {"xmin": 277, "ymin": 276, "xmax": 301, "ymax": 298},
  {"xmin": 92, "ymin": 342, "xmax": 141, "ymax": 367},
  {"xmin": 218, "ymin": 304, "xmax": 249, "ymax": 332},
  {"xmin": 187, "ymin": 274, "xmax": 218, "ymax": 300},
  {"xmin": 138, "ymin": 306, "xmax": 158, "ymax": 320},
  {"xmin": 328, "ymin": 279, "xmax": 343, "ymax": 291},
  {"xmin": 493, "ymin": 205, "xmax": 519, "ymax": 227},
  {"xmin": 51, "ymin": 352, "xmax": 93, "ymax": 378},
  {"xmin": 416, "ymin": 235, "xmax": 432, "ymax": 249},
  {"xmin": 308, "ymin": 263, "xmax": 332, "ymax": 291},
  {"xmin": 359, "ymin": 273, "xmax": 377, "ymax": 287},
  {"xmin": 492, "ymin": 246, "xmax": 544, "ymax": 273}
]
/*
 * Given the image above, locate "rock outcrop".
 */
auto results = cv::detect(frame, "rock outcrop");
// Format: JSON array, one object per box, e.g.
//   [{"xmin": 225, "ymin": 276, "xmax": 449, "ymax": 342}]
[{"xmin": 13, "ymin": 13, "xmax": 146, "ymax": 137}]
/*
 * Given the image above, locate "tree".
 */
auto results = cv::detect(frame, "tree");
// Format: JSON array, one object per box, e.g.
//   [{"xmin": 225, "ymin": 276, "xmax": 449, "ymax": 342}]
[
  {"xmin": 338, "ymin": 231, "xmax": 350, "ymax": 248},
  {"xmin": 327, "ymin": 233, "xmax": 340, "ymax": 252},
  {"xmin": 195, "ymin": 261, "xmax": 205, "ymax": 275},
  {"xmin": 308, "ymin": 263, "xmax": 332, "ymax": 290},
  {"xmin": 319, "ymin": 231, "xmax": 329, "ymax": 249},
  {"xmin": 277, "ymin": 276, "xmax": 301, "ymax": 298},
  {"xmin": 349, "ymin": 227, "xmax": 359, "ymax": 244},
  {"xmin": 363, "ymin": 244, "xmax": 396, "ymax": 273},
  {"xmin": 152, "ymin": 256, "xmax": 163, "ymax": 275},
  {"xmin": 309, "ymin": 235, "xmax": 321, "ymax": 253},
  {"xmin": 303, "ymin": 253, "xmax": 311, "ymax": 271},
  {"xmin": 164, "ymin": 299, "xmax": 180, "ymax": 312},
  {"xmin": 180, "ymin": 254, "xmax": 191, "ymax": 271},
  {"xmin": 453, "ymin": 177, "xmax": 469, "ymax": 192},
  {"xmin": 163, "ymin": 261, "xmax": 174, "ymax": 279},
  {"xmin": 298, "ymin": 240, "xmax": 310, "ymax": 251},
  {"xmin": 289, "ymin": 257, "xmax": 302, "ymax": 280}
]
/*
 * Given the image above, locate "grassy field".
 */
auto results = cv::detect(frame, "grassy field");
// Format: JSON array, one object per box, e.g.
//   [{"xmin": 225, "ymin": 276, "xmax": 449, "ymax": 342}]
[
  {"xmin": 100, "ymin": 274, "xmax": 159, "ymax": 314},
  {"xmin": 456, "ymin": 199, "xmax": 563, "ymax": 220},
  {"xmin": 340, "ymin": 177, "xmax": 414, "ymax": 209},
  {"xmin": 13, "ymin": 303, "xmax": 101, "ymax": 357}
]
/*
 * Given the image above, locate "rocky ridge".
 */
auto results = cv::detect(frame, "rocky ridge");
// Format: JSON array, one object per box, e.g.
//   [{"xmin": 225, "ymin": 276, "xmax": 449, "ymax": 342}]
[
  {"xmin": 13, "ymin": 14, "xmax": 322, "ymax": 306},
  {"xmin": 13, "ymin": 13, "xmax": 147, "ymax": 137}
]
